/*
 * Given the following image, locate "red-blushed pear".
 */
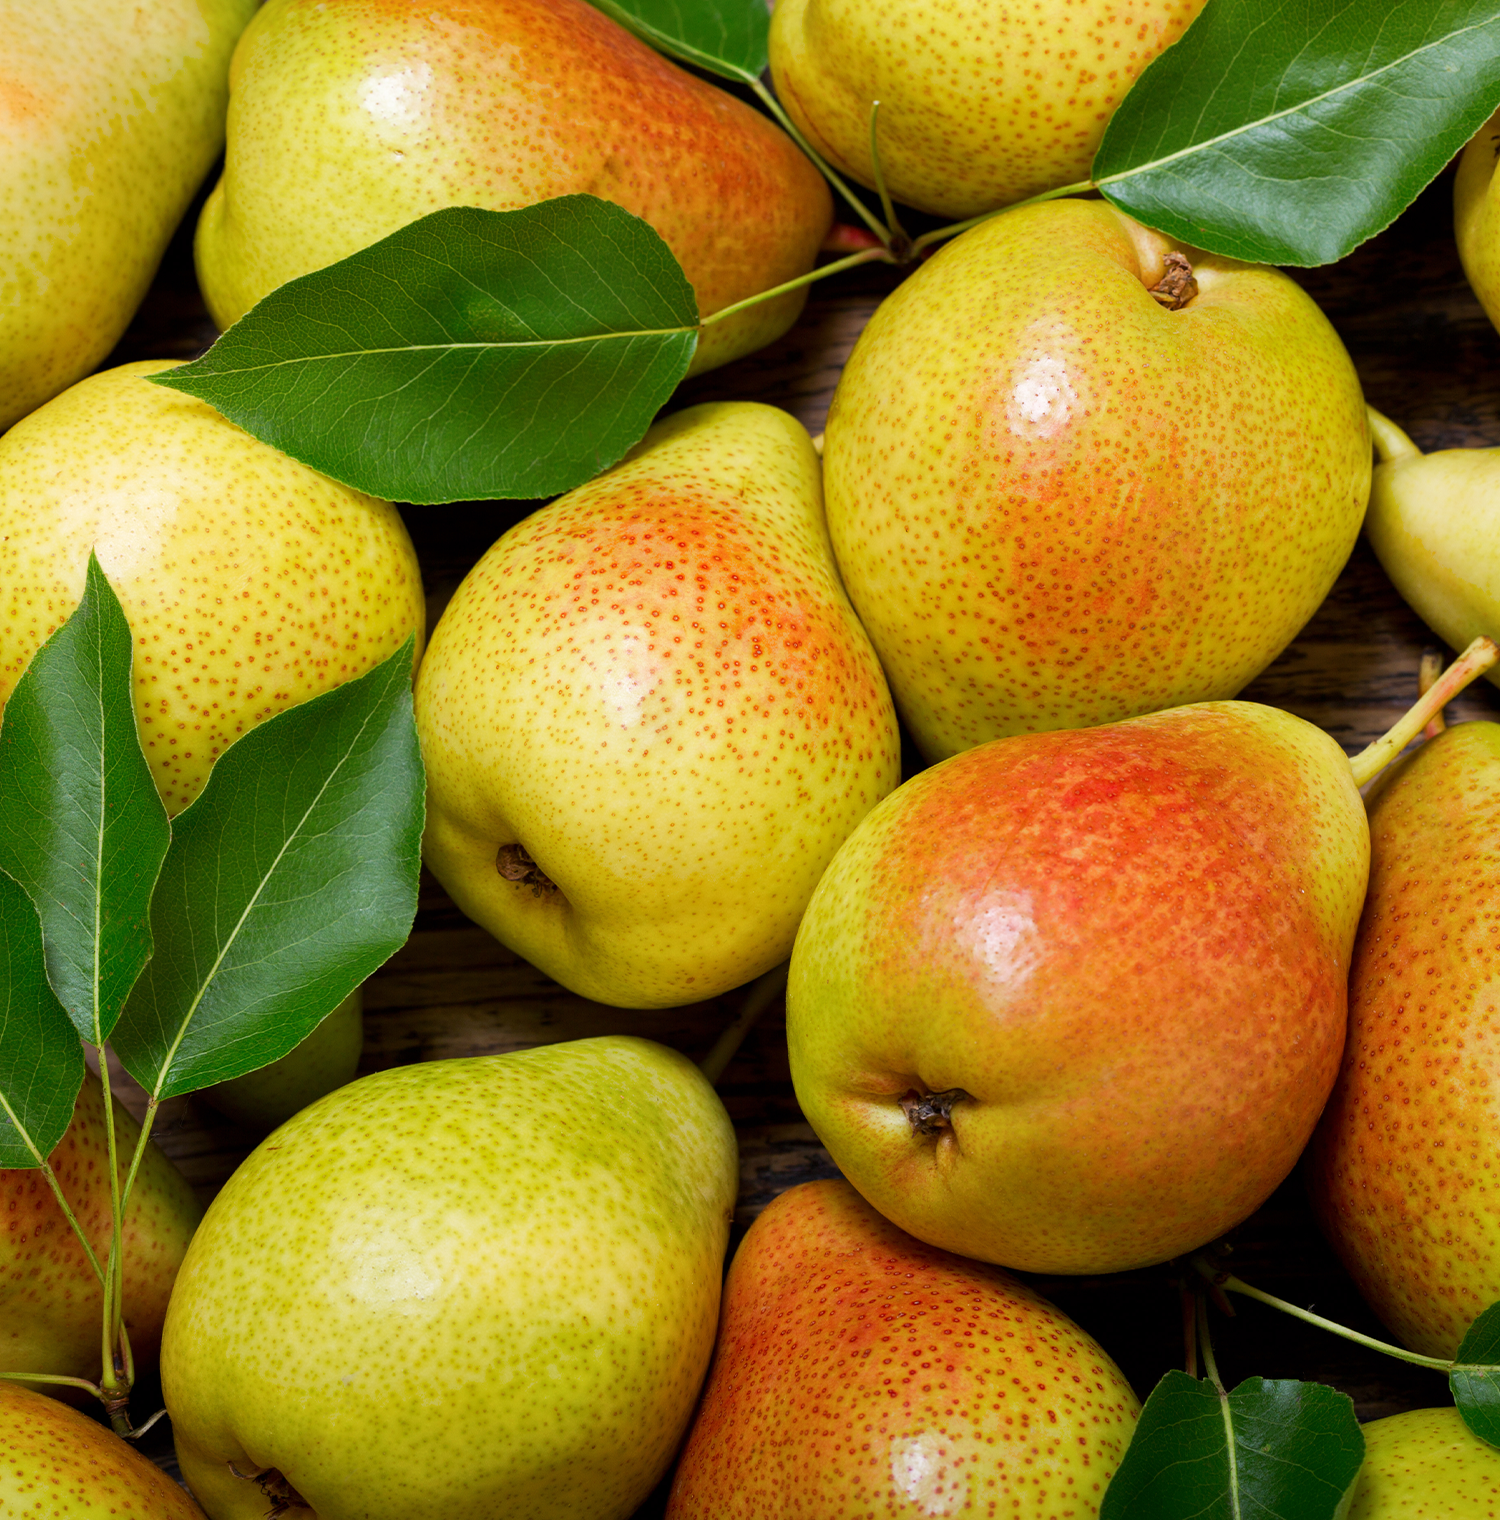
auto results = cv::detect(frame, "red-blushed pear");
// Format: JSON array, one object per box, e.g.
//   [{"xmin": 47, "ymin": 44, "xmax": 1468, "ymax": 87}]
[
  {"xmin": 415, "ymin": 402, "xmax": 900, "ymax": 1009},
  {"xmin": 665, "ymin": 1179, "xmax": 1139, "ymax": 1519},
  {"xmin": 0, "ymin": 1381, "xmax": 206, "ymax": 1518},
  {"xmin": 1, "ymin": 1071, "xmax": 201, "ymax": 1397},
  {"xmin": 196, "ymin": 0, "xmax": 833, "ymax": 377},
  {"xmin": 1347, "ymin": 1407, "xmax": 1500, "ymax": 1517},
  {"xmin": 822, "ymin": 198, "xmax": 1371, "ymax": 762},
  {"xmin": 786, "ymin": 643, "xmax": 1498, "ymax": 1276},
  {"xmin": 1308, "ymin": 718, "xmax": 1500, "ymax": 1359}
]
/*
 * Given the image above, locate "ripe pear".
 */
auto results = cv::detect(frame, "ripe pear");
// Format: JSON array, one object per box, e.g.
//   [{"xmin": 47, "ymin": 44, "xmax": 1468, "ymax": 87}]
[
  {"xmin": 1347, "ymin": 1407, "xmax": 1500, "ymax": 1517},
  {"xmin": 1455, "ymin": 104, "xmax": 1500, "ymax": 337},
  {"xmin": 667, "ymin": 1179, "xmax": 1139, "ymax": 1519},
  {"xmin": 0, "ymin": 1381, "xmax": 206, "ymax": 1518},
  {"xmin": 161, "ymin": 1036, "xmax": 738, "ymax": 1520},
  {"xmin": 415, "ymin": 401, "xmax": 900, "ymax": 1008},
  {"xmin": 823, "ymin": 198, "xmax": 1371, "ymax": 761},
  {"xmin": 788, "ymin": 700, "xmax": 1370, "ymax": 1275},
  {"xmin": 1, "ymin": 1070, "xmax": 201, "ymax": 1394},
  {"xmin": 1363, "ymin": 411, "xmax": 1500, "ymax": 693},
  {"xmin": 198, "ymin": 989, "xmax": 363, "ymax": 1132},
  {"xmin": 197, "ymin": 0, "xmax": 832, "ymax": 377},
  {"xmin": 0, "ymin": 362, "xmax": 425, "ymax": 816},
  {"xmin": 0, "ymin": 0, "xmax": 255, "ymax": 431},
  {"xmin": 769, "ymin": 0, "xmax": 1206, "ymax": 217},
  {"xmin": 1308, "ymin": 720, "xmax": 1500, "ymax": 1358}
]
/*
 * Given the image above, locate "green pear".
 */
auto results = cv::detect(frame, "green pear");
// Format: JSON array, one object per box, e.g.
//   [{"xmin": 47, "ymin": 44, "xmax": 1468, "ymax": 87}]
[
  {"xmin": 822, "ymin": 198, "xmax": 1371, "ymax": 761},
  {"xmin": 1308, "ymin": 720, "xmax": 1500, "ymax": 1358},
  {"xmin": 1455, "ymin": 104, "xmax": 1500, "ymax": 336},
  {"xmin": 1363, "ymin": 411, "xmax": 1500, "ymax": 693},
  {"xmin": 1347, "ymin": 1407, "xmax": 1500, "ymax": 1517},
  {"xmin": 0, "ymin": 362, "xmax": 425, "ymax": 816},
  {"xmin": 196, "ymin": 0, "xmax": 833, "ymax": 377},
  {"xmin": 198, "ymin": 989, "xmax": 364, "ymax": 1132},
  {"xmin": 787, "ymin": 700, "xmax": 1370, "ymax": 1275},
  {"xmin": 2, "ymin": 1070, "xmax": 201, "ymax": 1394},
  {"xmin": 770, "ymin": 0, "xmax": 1206, "ymax": 217},
  {"xmin": 0, "ymin": 1381, "xmax": 206, "ymax": 1518},
  {"xmin": 161, "ymin": 1036, "xmax": 738, "ymax": 1520},
  {"xmin": 667, "ymin": 1179, "xmax": 1139, "ymax": 1518},
  {"xmin": 0, "ymin": 0, "xmax": 256, "ymax": 431},
  {"xmin": 415, "ymin": 401, "xmax": 900, "ymax": 1008}
]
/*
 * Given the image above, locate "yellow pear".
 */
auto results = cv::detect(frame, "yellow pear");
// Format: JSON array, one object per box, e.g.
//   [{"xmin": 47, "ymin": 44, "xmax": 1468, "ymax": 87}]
[
  {"xmin": 197, "ymin": 0, "xmax": 833, "ymax": 376},
  {"xmin": 0, "ymin": 362, "xmax": 425, "ymax": 816},
  {"xmin": 415, "ymin": 402, "xmax": 900, "ymax": 1008},
  {"xmin": 1347, "ymin": 1407, "xmax": 1500, "ymax": 1517},
  {"xmin": 0, "ymin": 0, "xmax": 256, "ymax": 431},
  {"xmin": 822, "ymin": 198, "xmax": 1370, "ymax": 761},
  {"xmin": 1455, "ymin": 104, "xmax": 1500, "ymax": 336},
  {"xmin": 162, "ymin": 1037, "xmax": 738, "ymax": 1520},
  {"xmin": 769, "ymin": 0, "xmax": 1207, "ymax": 218},
  {"xmin": 1, "ymin": 1070, "xmax": 201, "ymax": 1395}
]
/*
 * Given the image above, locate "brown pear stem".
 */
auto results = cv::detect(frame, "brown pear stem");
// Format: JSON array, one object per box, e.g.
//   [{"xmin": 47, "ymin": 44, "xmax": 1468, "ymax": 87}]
[
  {"xmin": 1366, "ymin": 405, "xmax": 1423, "ymax": 465},
  {"xmin": 1419, "ymin": 648, "xmax": 1448, "ymax": 737},
  {"xmin": 698, "ymin": 962, "xmax": 788, "ymax": 1086},
  {"xmin": 1348, "ymin": 637, "xmax": 1499, "ymax": 787}
]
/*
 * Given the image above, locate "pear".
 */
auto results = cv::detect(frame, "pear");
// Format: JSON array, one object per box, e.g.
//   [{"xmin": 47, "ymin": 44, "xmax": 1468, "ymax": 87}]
[
  {"xmin": 2, "ymin": 1070, "xmax": 201, "ymax": 1395},
  {"xmin": 769, "ymin": 0, "xmax": 1206, "ymax": 217},
  {"xmin": 1363, "ymin": 410, "xmax": 1500, "ymax": 692},
  {"xmin": 1455, "ymin": 103, "xmax": 1500, "ymax": 337},
  {"xmin": 0, "ymin": 0, "xmax": 256, "ymax": 431},
  {"xmin": 198, "ymin": 989, "xmax": 363, "ymax": 1133},
  {"xmin": 415, "ymin": 402, "xmax": 900, "ymax": 1008},
  {"xmin": 161, "ymin": 1036, "xmax": 738, "ymax": 1520},
  {"xmin": 1307, "ymin": 720, "xmax": 1500, "ymax": 1358},
  {"xmin": 667, "ymin": 1179, "xmax": 1139, "ymax": 1519},
  {"xmin": 196, "ymin": 0, "xmax": 833, "ymax": 377},
  {"xmin": 787, "ymin": 700, "xmax": 1372, "ymax": 1275},
  {"xmin": 0, "ymin": 362, "xmax": 425, "ymax": 816},
  {"xmin": 1347, "ymin": 1407, "xmax": 1500, "ymax": 1517},
  {"xmin": 0, "ymin": 1381, "xmax": 206, "ymax": 1518},
  {"xmin": 822, "ymin": 198, "xmax": 1371, "ymax": 761}
]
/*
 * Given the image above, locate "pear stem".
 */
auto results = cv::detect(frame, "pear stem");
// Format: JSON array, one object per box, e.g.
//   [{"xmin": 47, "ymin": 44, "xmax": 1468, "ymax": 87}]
[
  {"xmin": 0, "ymin": 1371, "xmax": 105, "ymax": 1397},
  {"xmin": 94, "ymin": 1052, "xmax": 128, "ymax": 1408},
  {"xmin": 1366, "ymin": 405, "xmax": 1423, "ymax": 465},
  {"xmin": 1419, "ymin": 648, "xmax": 1448, "ymax": 737},
  {"xmin": 699, "ymin": 962, "xmax": 788, "ymax": 1086},
  {"xmin": 908, "ymin": 178, "xmax": 1097, "ymax": 256},
  {"xmin": 1196, "ymin": 1294, "xmax": 1227, "ymax": 1395},
  {"xmin": 699, "ymin": 245, "xmax": 892, "ymax": 331},
  {"xmin": 866, "ymin": 101, "xmax": 909, "ymax": 257},
  {"xmin": 1347, "ymin": 636, "xmax": 1499, "ymax": 788}
]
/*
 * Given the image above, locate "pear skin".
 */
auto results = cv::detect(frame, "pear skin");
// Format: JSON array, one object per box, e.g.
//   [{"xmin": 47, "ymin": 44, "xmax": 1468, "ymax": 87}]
[
  {"xmin": 823, "ymin": 198, "xmax": 1371, "ymax": 761},
  {"xmin": 1347, "ymin": 1407, "xmax": 1500, "ymax": 1517},
  {"xmin": 1, "ymin": 1070, "xmax": 201, "ymax": 1395},
  {"xmin": 0, "ymin": 0, "xmax": 256, "ymax": 430},
  {"xmin": 1308, "ymin": 721, "xmax": 1500, "ymax": 1358},
  {"xmin": 0, "ymin": 1382, "xmax": 206, "ymax": 1518},
  {"xmin": 162, "ymin": 1037, "xmax": 738, "ymax": 1520},
  {"xmin": 1455, "ymin": 104, "xmax": 1500, "ymax": 338},
  {"xmin": 770, "ymin": 0, "xmax": 1206, "ymax": 218},
  {"xmin": 788, "ymin": 701, "xmax": 1368, "ymax": 1275},
  {"xmin": 0, "ymin": 363, "xmax": 425, "ymax": 816},
  {"xmin": 667, "ymin": 1179, "xmax": 1139, "ymax": 1519},
  {"xmin": 416, "ymin": 402, "xmax": 900, "ymax": 1008},
  {"xmin": 197, "ymin": 0, "xmax": 832, "ymax": 377}
]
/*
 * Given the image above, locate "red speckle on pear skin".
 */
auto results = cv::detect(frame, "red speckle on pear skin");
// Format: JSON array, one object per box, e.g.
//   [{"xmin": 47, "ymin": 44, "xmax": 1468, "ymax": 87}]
[{"xmin": 667, "ymin": 1180, "xmax": 1138, "ymax": 1519}]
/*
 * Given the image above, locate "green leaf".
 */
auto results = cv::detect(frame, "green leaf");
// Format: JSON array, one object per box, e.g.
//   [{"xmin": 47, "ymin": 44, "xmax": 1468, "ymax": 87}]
[
  {"xmin": 0, "ymin": 554, "xmax": 170, "ymax": 1045},
  {"xmin": 1100, "ymin": 1370, "xmax": 1365, "ymax": 1520},
  {"xmin": 1453, "ymin": 1300, "xmax": 1500, "ymax": 1448},
  {"xmin": 111, "ymin": 639, "xmax": 423, "ymax": 1099},
  {"xmin": 588, "ymin": 0, "xmax": 769, "ymax": 83},
  {"xmin": 1094, "ymin": 0, "xmax": 1500, "ymax": 266},
  {"xmin": 0, "ymin": 869, "xmax": 85, "ymax": 1168},
  {"xmin": 153, "ymin": 198, "xmax": 700, "ymax": 506}
]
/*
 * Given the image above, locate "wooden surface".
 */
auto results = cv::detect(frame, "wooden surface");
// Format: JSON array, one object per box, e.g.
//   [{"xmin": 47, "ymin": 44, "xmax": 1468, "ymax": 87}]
[{"xmin": 100, "ymin": 165, "xmax": 1500, "ymax": 1499}]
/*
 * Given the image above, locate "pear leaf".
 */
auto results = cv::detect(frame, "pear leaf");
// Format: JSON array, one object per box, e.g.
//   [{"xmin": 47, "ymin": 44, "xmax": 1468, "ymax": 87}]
[
  {"xmin": 1452, "ymin": 1300, "xmax": 1500, "ymax": 1448},
  {"xmin": 1100, "ymin": 1371, "xmax": 1365, "ymax": 1519},
  {"xmin": 0, "ymin": 869, "xmax": 85, "ymax": 1168},
  {"xmin": 153, "ymin": 198, "xmax": 699, "ymax": 506},
  {"xmin": 1094, "ymin": 0, "xmax": 1500, "ymax": 266},
  {"xmin": 0, "ymin": 554, "xmax": 170, "ymax": 1045},
  {"xmin": 588, "ymin": 0, "xmax": 769, "ymax": 83},
  {"xmin": 111, "ymin": 639, "xmax": 423, "ymax": 1099}
]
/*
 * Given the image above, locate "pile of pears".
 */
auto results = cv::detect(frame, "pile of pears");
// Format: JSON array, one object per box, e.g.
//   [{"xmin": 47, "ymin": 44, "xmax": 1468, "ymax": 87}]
[{"xmin": 7, "ymin": 0, "xmax": 1500, "ymax": 1516}]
